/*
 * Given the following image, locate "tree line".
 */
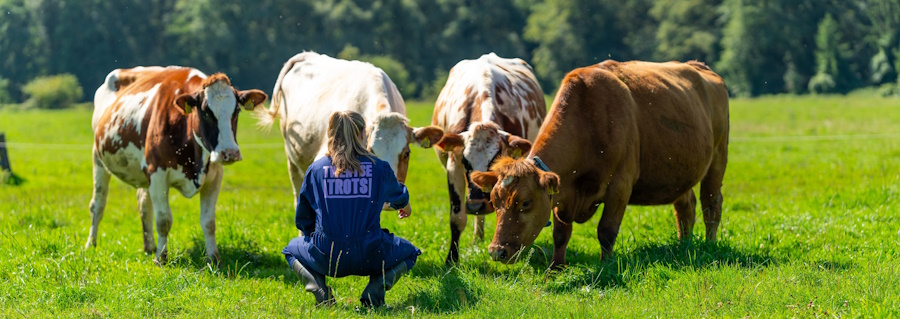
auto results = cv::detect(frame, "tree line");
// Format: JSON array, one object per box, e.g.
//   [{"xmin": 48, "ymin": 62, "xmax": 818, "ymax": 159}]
[{"xmin": 1, "ymin": 0, "xmax": 899, "ymax": 104}]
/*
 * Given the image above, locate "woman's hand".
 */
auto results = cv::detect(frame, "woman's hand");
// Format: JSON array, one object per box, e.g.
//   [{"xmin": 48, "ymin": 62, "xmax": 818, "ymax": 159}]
[{"xmin": 398, "ymin": 204, "xmax": 412, "ymax": 219}]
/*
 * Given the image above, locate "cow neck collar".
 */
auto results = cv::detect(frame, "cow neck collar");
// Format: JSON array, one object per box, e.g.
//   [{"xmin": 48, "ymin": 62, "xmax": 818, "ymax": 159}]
[
  {"xmin": 531, "ymin": 156, "xmax": 555, "ymax": 228},
  {"xmin": 532, "ymin": 156, "xmax": 550, "ymax": 172}
]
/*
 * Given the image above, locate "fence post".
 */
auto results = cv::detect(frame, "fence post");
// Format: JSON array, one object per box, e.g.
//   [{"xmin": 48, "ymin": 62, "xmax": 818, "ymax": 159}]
[{"xmin": 0, "ymin": 133, "xmax": 10, "ymax": 172}]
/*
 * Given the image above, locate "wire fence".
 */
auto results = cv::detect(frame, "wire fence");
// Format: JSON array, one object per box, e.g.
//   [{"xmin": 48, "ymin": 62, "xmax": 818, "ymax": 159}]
[
  {"xmin": 0, "ymin": 142, "xmax": 285, "ymax": 151},
  {"xmin": 2, "ymin": 133, "xmax": 900, "ymax": 151}
]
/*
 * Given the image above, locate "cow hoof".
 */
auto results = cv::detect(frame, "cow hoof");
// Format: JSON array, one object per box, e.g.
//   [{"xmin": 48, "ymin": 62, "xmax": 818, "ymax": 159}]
[
  {"xmin": 549, "ymin": 262, "xmax": 568, "ymax": 272},
  {"xmin": 154, "ymin": 252, "xmax": 169, "ymax": 265},
  {"xmin": 143, "ymin": 245, "xmax": 157, "ymax": 255},
  {"xmin": 205, "ymin": 253, "xmax": 221, "ymax": 266},
  {"xmin": 444, "ymin": 254, "xmax": 459, "ymax": 267}
]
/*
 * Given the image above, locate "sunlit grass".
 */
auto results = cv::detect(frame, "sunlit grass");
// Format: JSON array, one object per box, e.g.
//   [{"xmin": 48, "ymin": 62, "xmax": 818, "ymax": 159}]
[{"xmin": 1, "ymin": 95, "xmax": 899, "ymax": 317}]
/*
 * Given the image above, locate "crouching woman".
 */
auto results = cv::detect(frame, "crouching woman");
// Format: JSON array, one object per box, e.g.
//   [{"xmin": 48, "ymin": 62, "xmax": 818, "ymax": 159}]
[{"xmin": 282, "ymin": 110, "xmax": 420, "ymax": 307}]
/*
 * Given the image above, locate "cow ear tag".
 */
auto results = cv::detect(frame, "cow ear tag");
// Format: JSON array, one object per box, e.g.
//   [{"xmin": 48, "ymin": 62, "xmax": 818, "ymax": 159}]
[
  {"xmin": 420, "ymin": 137, "xmax": 431, "ymax": 148},
  {"xmin": 184, "ymin": 103, "xmax": 193, "ymax": 114},
  {"xmin": 242, "ymin": 100, "xmax": 254, "ymax": 110},
  {"xmin": 511, "ymin": 148, "xmax": 522, "ymax": 158},
  {"xmin": 547, "ymin": 187, "xmax": 558, "ymax": 195}
]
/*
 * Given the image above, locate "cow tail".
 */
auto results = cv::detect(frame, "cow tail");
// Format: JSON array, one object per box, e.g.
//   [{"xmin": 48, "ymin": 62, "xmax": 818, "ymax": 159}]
[{"xmin": 255, "ymin": 54, "xmax": 305, "ymax": 130}]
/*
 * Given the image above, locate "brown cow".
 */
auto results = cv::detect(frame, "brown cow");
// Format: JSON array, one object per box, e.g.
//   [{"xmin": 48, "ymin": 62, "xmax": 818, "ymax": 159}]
[
  {"xmin": 89, "ymin": 66, "xmax": 267, "ymax": 264},
  {"xmin": 471, "ymin": 60, "xmax": 729, "ymax": 267}
]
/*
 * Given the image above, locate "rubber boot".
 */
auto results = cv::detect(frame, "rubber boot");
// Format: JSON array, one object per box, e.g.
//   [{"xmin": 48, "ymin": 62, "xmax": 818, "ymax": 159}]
[
  {"xmin": 360, "ymin": 262, "xmax": 409, "ymax": 307},
  {"xmin": 291, "ymin": 260, "xmax": 334, "ymax": 305}
]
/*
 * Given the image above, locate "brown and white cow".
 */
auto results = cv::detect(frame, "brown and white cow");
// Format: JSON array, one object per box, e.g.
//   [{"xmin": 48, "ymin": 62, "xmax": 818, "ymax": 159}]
[
  {"xmin": 88, "ymin": 66, "xmax": 267, "ymax": 264},
  {"xmin": 431, "ymin": 53, "xmax": 546, "ymax": 264},
  {"xmin": 471, "ymin": 60, "xmax": 729, "ymax": 266},
  {"xmin": 257, "ymin": 52, "xmax": 443, "ymax": 209}
]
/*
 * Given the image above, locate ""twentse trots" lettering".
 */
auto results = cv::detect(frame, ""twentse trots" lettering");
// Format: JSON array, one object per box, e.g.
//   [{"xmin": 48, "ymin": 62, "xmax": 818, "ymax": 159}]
[{"xmin": 322, "ymin": 163, "xmax": 373, "ymax": 198}]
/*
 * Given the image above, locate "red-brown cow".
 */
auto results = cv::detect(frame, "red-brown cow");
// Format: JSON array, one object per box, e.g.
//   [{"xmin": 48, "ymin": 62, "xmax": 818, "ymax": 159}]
[
  {"xmin": 471, "ymin": 60, "xmax": 729, "ymax": 267},
  {"xmin": 88, "ymin": 66, "xmax": 267, "ymax": 264}
]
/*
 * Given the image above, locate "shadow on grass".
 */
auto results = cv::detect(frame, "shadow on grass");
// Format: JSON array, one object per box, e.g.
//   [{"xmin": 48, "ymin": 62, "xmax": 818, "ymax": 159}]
[
  {"xmin": 401, "ymin": 264, "xmax": 483, "ymax": 314},
  {"xmin": 527, "ymin": 238, "xmax": 851, "ymax": 293},
  {"xmin": 174, "ymin": 237, "xmax": 296, "ymax": 283}
]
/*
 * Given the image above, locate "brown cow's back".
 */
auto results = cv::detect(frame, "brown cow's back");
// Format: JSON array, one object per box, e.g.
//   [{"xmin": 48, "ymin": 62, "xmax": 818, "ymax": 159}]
[
  {"xmin": 597, "ymin": 60, "xmax": 728, "ymax": 204},
  {"xmin": 533, "ymin": 60, "xmax": 728, "ymax": 213}
]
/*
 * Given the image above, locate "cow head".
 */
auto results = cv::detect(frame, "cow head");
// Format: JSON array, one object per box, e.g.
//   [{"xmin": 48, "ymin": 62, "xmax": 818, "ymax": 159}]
[
  {"xmin": 368, "ymin": 112, "xmax": 444, "ymax": 186},
  {"xmin": 435, "ymin": 122, "xmax": 532, "ymax": 215},
  {"xmin": 469, "ymin": 157, "xmax": 559, "ymax": 263},
  {"xmin": 174, "ymin": 73, "xmax": 267, "ymax": 165}
]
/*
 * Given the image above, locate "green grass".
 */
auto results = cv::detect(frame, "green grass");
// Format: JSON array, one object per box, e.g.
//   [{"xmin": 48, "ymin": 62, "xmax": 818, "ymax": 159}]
[{"xmin": 1, "ymin": 95, "xmax": 899, "ymax": 317}]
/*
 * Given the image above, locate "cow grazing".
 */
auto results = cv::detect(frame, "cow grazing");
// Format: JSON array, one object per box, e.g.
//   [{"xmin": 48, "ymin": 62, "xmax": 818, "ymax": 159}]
[
  {"xmin": 89, "ymin": 66, "xmax": 268, "ymax": 264},
  {"xmin": 471, "ymin": 60, "xmax": 729, "ymax": 266},
  {"xmin": 256, "ymin": 52, "xmax": 444, "ymax": 204},
  {"xmin": 431, "ymin": 53, "xmax": 546, "ymax": 264}
]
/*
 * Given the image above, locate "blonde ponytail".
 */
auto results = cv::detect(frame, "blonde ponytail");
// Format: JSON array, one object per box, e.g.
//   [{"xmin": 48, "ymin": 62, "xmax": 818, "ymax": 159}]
[{"xmin": 326, "ymin": 111, "xmax": 374, "ymax": 177}]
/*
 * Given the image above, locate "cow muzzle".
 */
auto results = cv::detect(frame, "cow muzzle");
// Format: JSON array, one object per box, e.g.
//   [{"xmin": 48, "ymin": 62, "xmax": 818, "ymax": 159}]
[
  {"xmin": 488, "ymin": 243, "xmax": 518, "ymax": 263},
  {"xmin": 465, "ymin": 199, "xmax": 494, "ymax": 215},
  {"xmin": 212, "ymin": 149, "xmax": 242, "ymax": 164}
]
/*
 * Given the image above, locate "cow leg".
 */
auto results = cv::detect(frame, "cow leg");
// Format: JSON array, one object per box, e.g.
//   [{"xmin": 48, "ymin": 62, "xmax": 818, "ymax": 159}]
[
  {"xmin": 137, "ymin": 188, "xmax": 156, "ymax": 254},
  {"xmin": 701, "ymin": 151, "xmax": 727, "ymax": 242},
  {"xmin": 551, "ymin": 208, "xmax": 573, "ymax": 270},
  {"xmin": 287, "ymin": 159, "xmax": 305, "ymax": 206},
  {"xmin": 86, "ymin": 150, "xmax": 111, "ymax": 249},
  {"xmin": 597, "ymin": 181, "xmax": 632, "ymax": 259},
  {"xmin": 673, "ymin": 191, "xmax": 697, "ymax": 241},
  {"xmin": 148, "ymin": 171, "xmax": 173, "ymax": 264},
  {"xmin": 287, "ymin": 159, "xmax": 306, "ymax": 237},
  {"xmin": 199, "ymin": 164, "xmax": 223, "ymax": 265},
  {"xmin": 445, "ymin": 155, "xmax": 468, "ymax": 265},
  {"xmin": 472, "ymin": 216, "xmax": 485, "ymax": 243}
]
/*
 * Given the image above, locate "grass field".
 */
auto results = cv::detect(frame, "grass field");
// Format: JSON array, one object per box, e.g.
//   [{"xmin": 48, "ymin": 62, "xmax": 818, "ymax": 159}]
[{"xmin": 1, "ymin": 95, "xmax": 899, "ymax": 317}]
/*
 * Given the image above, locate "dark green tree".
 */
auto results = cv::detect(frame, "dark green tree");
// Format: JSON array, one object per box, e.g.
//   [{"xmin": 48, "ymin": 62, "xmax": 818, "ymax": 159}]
[
  {"xmin": 0, "ymin": 0, "xmax": 48, "ymax": 101},
  {"xmin": 525, "ymin": 0, "xmax": 651, "ymax": 91},
  {"xmin": 651, "ymin": 0, "xmax": 722, "ymax": 63}
]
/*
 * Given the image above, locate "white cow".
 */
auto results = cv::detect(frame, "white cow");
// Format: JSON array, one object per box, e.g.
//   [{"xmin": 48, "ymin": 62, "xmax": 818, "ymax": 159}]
[
  {"xmin": 257, "ymin": 52, "xmax": 444, "ymax": 204},
  {"xmin": 430, "ymin": 53, "xmax": 546, "ymax": 264}
]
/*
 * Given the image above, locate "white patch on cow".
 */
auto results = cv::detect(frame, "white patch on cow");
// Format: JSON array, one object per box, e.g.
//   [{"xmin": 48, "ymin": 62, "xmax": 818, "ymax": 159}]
[
  {"xmin": 188, "ymin": 69, "xmax": 207, "ymax": 81},
  {"xmin": 269, "ymin": 52, "xmax": 408, "ymax": 195},
  {"xmin": 433, "ymin": 52, "xmax": 545, "ymax": 142},
  {"xmin": 205, "ymin": 81, "xmax": 239, "ymax": 163},
  {"xmin": 93, "ymin": 70, "xmax": 121, "ymax": 129},
  {"xmin": 168, "ymin": 166, "xmax": 201, "ymax": 198},
  {"xmin": 369, "ymin": 113, "xmax": 411, "ymax": 173},
  {"xmin": 98, "ymin": 83, "xmax": 161, "ymax": 148},
  {"xmin": 100, "ymin": 143, "xmax": 149, "ymax": 187},
  {"xmin": 502, "ymin": 176, "xmax": 516, "ymax": 188},
  {"xmin": 192, "ymin": 131, "xmax": 212, "ymax": 167},
  {"xmin": 462, "ymin": 122, "xmax": 502, "ymax": 172}
]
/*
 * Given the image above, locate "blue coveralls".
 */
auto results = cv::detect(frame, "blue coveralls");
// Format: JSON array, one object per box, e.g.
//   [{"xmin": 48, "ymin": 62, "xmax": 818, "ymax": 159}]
[{"xmin": 282, "ymin": 156, "xmax": 421, "ymax": 278}]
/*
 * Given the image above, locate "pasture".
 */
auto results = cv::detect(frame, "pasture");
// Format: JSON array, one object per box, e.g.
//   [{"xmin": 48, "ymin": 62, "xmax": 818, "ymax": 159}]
[{"xmin": 1, "ymin": 95, "xmax": 899, "ymax": 317}]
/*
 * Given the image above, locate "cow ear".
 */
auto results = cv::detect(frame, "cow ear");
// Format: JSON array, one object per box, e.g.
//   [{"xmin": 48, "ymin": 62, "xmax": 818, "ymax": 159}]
[
  {"xmin": 470, "ymin": 171, "xmax": 500, "ymax": 193},
  {"xmin": 411, "ymin": 126, "xmax": 444, "ymax": 148},
  {"xmin": 174, "ymin": 92, "xmax": 200, "ymax": 114},
  {"xmin": 237, "ymin": 89, "xmax": 268, "ymax": 110},
  {"xmin": 501, "ymin": 132, "xmax": 532, "ymax": 158},
  {"xmin": 538, "ymin": 171, "xmax": 560, "ymax": 195},
  {"xmin": 435, "ymin": 133, "xmax": 465, "ymax": 153}
]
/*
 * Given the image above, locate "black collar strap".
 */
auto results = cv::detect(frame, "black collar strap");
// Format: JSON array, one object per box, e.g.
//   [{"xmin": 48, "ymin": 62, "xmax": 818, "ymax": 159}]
[{"xmin": 532, "ymin": 156, "xmax": 553, "ymax": 228}]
